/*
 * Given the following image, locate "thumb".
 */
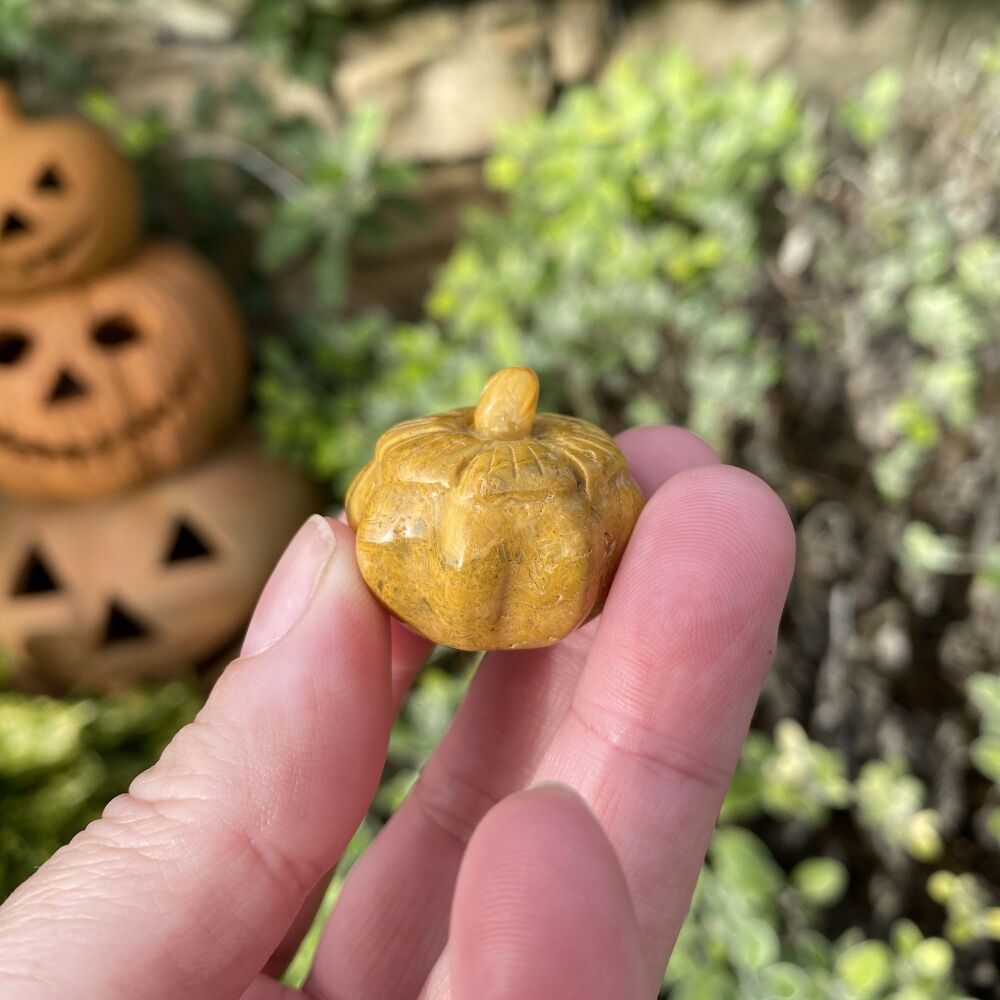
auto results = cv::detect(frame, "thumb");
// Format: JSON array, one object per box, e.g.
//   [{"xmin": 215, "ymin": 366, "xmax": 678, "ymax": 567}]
[{"xmin": 0, "ymin": 515, "xmax": 393, "ymax": 1000}]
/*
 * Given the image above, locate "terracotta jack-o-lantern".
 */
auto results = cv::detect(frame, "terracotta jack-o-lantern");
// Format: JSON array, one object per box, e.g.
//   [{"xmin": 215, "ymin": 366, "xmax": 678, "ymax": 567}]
[
  {"xmin": 0, "ymin": 433, "xmax": 319, "ymax": 692},
  {"xmin": 0, "ymin": 241, "xmax": 248, "ymax": 501},
  {"xmin": 0, "ymin": 84, "xmax": 141, "ymax": 297},
  {"xmin": 346, "ymin": 367, "xmax": 645, "ymax": 650}
]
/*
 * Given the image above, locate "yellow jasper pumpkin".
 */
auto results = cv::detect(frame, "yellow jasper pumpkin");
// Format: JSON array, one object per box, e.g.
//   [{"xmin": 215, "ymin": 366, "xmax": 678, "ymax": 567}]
[{"xmin": 346, "ymin": 367, "xmax": 644, "ymax": 650}]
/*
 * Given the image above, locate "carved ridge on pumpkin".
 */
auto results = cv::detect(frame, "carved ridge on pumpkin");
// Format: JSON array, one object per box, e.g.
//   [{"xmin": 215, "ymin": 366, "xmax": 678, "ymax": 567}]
[
  {"xmin": 0, "ymin": 355, "xmax": 198, "ymax": 459},
  {"xmin": 346, "ymin": 367, "xmax": 645, "ymax": 650}
]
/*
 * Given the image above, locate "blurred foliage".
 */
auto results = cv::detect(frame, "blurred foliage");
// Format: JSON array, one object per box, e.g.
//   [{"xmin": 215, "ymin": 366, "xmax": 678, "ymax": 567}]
[
  {"xmin": 0, "ymin": 0, "xmax": 85, "ymax": 88},
  {"xmin": 2, "ymin": 4, "xmax": 1000, "ymax": 998},
  {"xmin": 260, "ymin": 51, "xmax": 822, "ymax": 490},
  {"xmin": 258, "ymin": 38, "xmax": 1000, "ymax": 508},
  {"xmin": 0, "ymin": 679, "xmax": 200, "ymax": 898},
  {"xmin": 243, "ymin": 0, "xmax": 411, "ymax": 83},
  {"xmin": 797, "ymin": 46, "xmax": 1000, "ymax": 508},
  {"xmin": 726, "ymin": 720, "xmax": 853, "ymax": 827},
  {"xmin": 666, "ymin": 833, "xmax": 967, "ymax": 1000},
  {"xmin": 728, "ymin": 721, "xmax": 944, "ymax": 863}
]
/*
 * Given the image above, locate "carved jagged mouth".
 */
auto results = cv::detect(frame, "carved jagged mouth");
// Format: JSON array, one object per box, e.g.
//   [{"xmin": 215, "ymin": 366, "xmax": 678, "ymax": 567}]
[
  {"xmin": 0, "ymin": 221, "xmax": 92, "ymax": 277},
  {"xmin": 0, "ymin": 360, "xmax": 198, "ymax": 460},
  {"xmin": 23, "ymin": 621, "xmax": 249, "ymax": 695}
]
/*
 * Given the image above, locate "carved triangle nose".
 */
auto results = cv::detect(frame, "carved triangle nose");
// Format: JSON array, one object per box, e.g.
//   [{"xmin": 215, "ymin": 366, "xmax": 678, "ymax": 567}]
[
  {"xmin": 1, "ymin": 211, "xmax": 30, "ymax": 239},
  {"xmin": 47, "ymin": 369, "xmax": 88, "ymax": 406},
  {"xmin": 101, "ymin": 600, "xmax": 152, "ymax": 645}
]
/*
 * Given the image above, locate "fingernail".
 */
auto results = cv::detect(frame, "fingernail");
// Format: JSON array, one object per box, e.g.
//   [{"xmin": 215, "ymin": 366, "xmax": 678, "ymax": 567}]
[
  {"xmin": 530, "ymin": 781, "xmax": 582, "ymax": 800},
  {"xmin": 528, "ymin": 781, "xmax": 595, "ymax": 813},
  {"xmin": 242, "ymin": 514, "xmax": 337, "ymax": 656}
]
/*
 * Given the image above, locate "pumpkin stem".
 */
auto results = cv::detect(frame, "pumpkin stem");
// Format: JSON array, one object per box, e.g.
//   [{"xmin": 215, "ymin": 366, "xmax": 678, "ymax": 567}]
[
  {"xmin": 474, "ymin": 367, "xmax": 539, "ymax": 439},
  {"xmin": 0, "ymin": 83, "xmax": 19, "ymax": 126}
]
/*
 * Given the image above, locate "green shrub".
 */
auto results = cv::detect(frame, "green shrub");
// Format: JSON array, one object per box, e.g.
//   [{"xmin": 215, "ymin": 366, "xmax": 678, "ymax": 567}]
[
  {"xmin": 0, "ymin": 681, "xmax": 200, "ymax": 898},
  {"xmin": 794, "ymin": 48, "xmax": 1000, "ymax": 506},
  {"xmin": 259, "ymin": 51, "xmax": 821, "ymax": 491}
]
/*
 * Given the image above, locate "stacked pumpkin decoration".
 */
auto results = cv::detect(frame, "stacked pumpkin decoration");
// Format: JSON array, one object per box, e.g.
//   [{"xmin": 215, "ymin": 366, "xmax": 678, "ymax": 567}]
[{"xmin": 0, "ymin": 85, "xmax": 317, "ymax": 692}]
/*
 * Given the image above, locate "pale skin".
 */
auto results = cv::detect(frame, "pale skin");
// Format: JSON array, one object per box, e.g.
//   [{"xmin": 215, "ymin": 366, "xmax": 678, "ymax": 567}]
[{"xmin": 0, "ymin": 425, "xmax": 795, "ymax": 1000}]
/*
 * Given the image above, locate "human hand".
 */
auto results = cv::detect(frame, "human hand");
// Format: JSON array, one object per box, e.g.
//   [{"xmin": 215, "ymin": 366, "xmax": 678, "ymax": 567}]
[{"xmin": 0, "ymin": 425, "xmax": 794, "ymax": 1000}]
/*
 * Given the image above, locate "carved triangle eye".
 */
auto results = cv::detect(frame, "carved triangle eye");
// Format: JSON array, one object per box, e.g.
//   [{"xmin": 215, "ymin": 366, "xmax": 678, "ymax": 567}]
[
  {"xmin": 101, "ymin": 600, "xmax": 152, "ymax": 645},
  {"xmin": 163, "ymin": 518, "xmax": 215, "ymax": 565},
  {"xmin": 0, "ymin": 329, "xmax": 31, "ymax": 366},
  {"xmin": 36, "ymin": 164, "xmax": 64, "ymax": 193},
  {"xmin": 12, "ymin": 547, "xmax": 61, "ymax": 596},
  {"xmin": 92, "ymin": 315, "xmax": 140, "ymax": 350}
]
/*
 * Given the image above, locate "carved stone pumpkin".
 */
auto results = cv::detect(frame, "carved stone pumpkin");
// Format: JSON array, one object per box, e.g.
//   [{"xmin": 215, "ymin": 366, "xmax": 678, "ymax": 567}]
[
  {"xmin": 0, "ymin": 433, "xmax": 319, "ymax": 692},
  {"xmin": 0, "ymin": 84, "xmax": 141, "ymax": 297},
  {"xmin": 0, "ymin": 241, "xmax": 248, "ymax": 501},
  {"xmin": 346, "ymin": 367, "xmax": 645, "ymax": 650}
]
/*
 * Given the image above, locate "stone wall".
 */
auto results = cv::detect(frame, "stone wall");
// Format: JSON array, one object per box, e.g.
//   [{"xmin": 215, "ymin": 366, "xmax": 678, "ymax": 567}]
[
  {"xmin": 40, "ymin": 0, "xmax": 998, "ymax": 158},
  {"xmin": 30, "ymin": 0, "xmax": 1000, "ymax": 312}
]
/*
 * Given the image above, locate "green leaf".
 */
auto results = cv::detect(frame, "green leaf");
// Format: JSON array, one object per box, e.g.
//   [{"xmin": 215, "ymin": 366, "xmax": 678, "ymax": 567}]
[
  {"xmin": 792, "ymin": 857, "xmax": 849, "ymax": 908},
  {"xmin": 727, "ymin": 918, "xmax": 781, "ymax": 972},
  {"xmin": 710, "ymin": 827, "xmax": 785, "ymax": 901},
  {"xmin": 907, "ymin": 285, "xmax": 985, "ymax": 355},
  {"xmin": 898, "ymin": 522, "xmax": 963, "ymax": 576},
  {"xmin": 624, "ymin": 392, "xmax": 670, "ymax": 427},
  {"xmin": 911, "ymin": 937, "xmax": 953, "ymax": 980},
  {"xmin": 313, "ymin": 241, "xmax": 350, "ymax": 309},
  {"xmin": 671, "ymin": 969, "xmax": 740, "ymax": 1000},
  {"xmin": 758, "ymin": 963, "xmax": 817, "ymax": 999},
  {"xmin": 976, "ymin": 545, "xmax": 1000, "ymax": 590},
  {"xmin": 840, "ymin": 69, "xmax": 904, "ymax": 146},
  {"xmin": 872, "ymin": 441, "xmax": 928, "ymax": 505},
  {"xmin": 891, "ymin": 919, "xmax": 923, "ymax": 956},
  {"xmin": 956, "ymin": 236, "xmax": 1000, "ymax": 304},
  {"xmin": 0, "ymin": 697, "xmax": 92, "ymax": 778},
  {"xmin": 835, "ymin": 940, "xmax": 893, "ymax": 996},
  {"xmin": 905, "ymin": 809, "xmax": 943, "ymax": 863},
  {"xmin": 926, "ymin": 870, "xmax": 956, "ymax": 905},
  {"xmin": 970, "ymin": 736, "xmax": 1000, "ymax": 783},
  {"xmin": 258, "ymin": 203, "xmax": 317, "ymax": 272},
  {"xmin": 968, "ymin": 673, "xmax": 1000, "ymax": 730},
  {"xmin": 985, "ymin": 807, "xmax": 1000, "ymax": 845}
]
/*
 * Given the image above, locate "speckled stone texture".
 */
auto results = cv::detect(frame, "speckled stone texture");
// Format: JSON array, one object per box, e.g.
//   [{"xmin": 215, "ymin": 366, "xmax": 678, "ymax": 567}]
[{"xmin": 346, "ymin": 368, "xmax": 644, "ymax": 650}]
